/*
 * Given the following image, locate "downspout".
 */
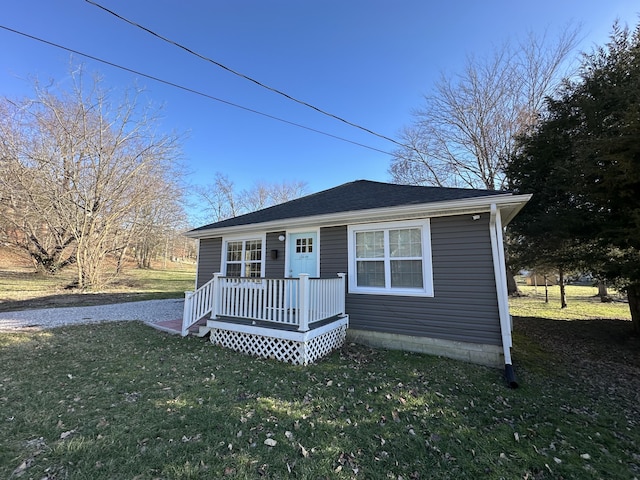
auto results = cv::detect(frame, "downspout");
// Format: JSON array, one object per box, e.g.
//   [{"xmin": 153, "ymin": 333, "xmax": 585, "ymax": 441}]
[{"xmin": 489, "ymin": 204, "xmax": 518, "ymax": 388}]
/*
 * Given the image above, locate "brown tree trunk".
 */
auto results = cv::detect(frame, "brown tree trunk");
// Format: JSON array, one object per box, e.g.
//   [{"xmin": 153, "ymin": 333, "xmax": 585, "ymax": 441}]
[
  {"xmin": 597, "ymin": 280, "xmax": 610, "ymax": 302},
  {"xmin": 559, "ymin": 268, "xmax": 567, "ymax": 309},
  {"xmin": 627, "ymin": 284, "xmax": 640, "ymax": 335},
  {"xmin": 544, "ymin": 275, "xmax": 549, "ymax": 303},
  {"xmin": 506, "ymin": 268, "xmax": 520, "ymax": 296}
]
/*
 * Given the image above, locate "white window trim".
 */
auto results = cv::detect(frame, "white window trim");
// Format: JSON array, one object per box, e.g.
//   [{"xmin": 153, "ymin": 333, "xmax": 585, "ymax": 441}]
[
  {"xmin": 221, "ymin": 233, "xmax": 266, "ymax": 278},
  {"xmin": 347, "ymin": 219, "xmax": 434, "ymax": 297}
]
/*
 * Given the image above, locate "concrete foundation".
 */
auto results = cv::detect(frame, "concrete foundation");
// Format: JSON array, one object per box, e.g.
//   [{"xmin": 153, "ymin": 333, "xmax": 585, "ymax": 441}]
[{"xmin": 346, "ymin": 329, "xmax": 504, "ymax": 368}]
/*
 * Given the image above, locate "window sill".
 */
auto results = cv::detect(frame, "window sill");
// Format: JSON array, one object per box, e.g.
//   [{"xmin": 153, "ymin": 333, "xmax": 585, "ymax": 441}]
[{"xmin": 348, "ymin": 287, "xmax": 434, "ymax": 297}]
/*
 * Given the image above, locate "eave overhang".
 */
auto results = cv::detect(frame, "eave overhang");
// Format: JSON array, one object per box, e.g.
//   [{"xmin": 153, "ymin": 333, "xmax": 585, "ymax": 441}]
[{"xmin": 185, "ymin": 193, "xmax": 532, "ymax": 239}]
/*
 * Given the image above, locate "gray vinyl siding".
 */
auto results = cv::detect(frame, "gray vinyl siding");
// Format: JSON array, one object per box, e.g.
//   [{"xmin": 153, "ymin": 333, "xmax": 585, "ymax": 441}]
[
  {"xmin": 319, "ymin": 226, "xmax": 348, "ymax": 278},
  {"xmin": 196, "ymin": 237, "xmax": 222, "ymax": 288},
  {"xmin": 265, "ymin": 231, "xmax": 286, "ymax": 277},
  {"xmin": 320, "ymin": 216, "xmax": 501, "ymax": 346},
  {"xmin": 198, "ymin": 233, "xmax": 284, "ymax": 286},
  {"xmin": 196, "ymin": 216, "xmax": 501, "ymax": 345}
]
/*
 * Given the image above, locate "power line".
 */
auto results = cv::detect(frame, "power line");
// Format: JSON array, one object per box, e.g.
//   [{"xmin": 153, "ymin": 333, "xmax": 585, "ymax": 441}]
[
  {"xmin": 85, "ymin": 0, "xmax": 406, "ymax": 150},
  {"xmin": 0, "ymin": 24, "xmax": 394, "ymax": 156}
]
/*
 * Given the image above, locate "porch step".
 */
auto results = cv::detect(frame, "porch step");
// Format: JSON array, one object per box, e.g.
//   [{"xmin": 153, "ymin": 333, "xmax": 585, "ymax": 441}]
[
  {"xmin": 197, "ymin": 324, "xmax": 212, "ymax": 337},
  {"xmin": 147, "ymin": 317, "xmax": 209, "ymax": 336}
]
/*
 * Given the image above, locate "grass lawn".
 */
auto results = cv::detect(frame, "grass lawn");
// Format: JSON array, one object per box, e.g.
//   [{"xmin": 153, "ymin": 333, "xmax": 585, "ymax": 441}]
[
  {"xmin": 1, "ymin": 305, "xmax": 639, "ymax": 478},
  {"xmin": 0, "ymin": 264, "xmax": 196, "ymax": 312},
  {"xmin": 510, "ymin": 284, "xmax": 631, "ymax": 321}
]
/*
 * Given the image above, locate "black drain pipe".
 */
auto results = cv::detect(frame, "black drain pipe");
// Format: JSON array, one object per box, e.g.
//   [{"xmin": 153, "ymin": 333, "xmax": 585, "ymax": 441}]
[{"xmin": 504, "ymin": 364, "xmax": 518, "ymax": 389}]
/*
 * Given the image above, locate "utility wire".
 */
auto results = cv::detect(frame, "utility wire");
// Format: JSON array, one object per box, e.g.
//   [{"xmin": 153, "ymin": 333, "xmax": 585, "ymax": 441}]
[
  {"xmin": 85, "ymin": 0, "xmax": 406, "ymax": 150},
  {"xmin": 0, "ymin": 25, "xmax": 394, "ymax": 156}
]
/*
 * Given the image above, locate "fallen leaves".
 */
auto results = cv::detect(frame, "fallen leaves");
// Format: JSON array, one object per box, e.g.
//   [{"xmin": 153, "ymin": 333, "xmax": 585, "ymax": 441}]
[
  {"xmin": 299, "ymin": 443, "xmax": 310, "ymax": 458},
  {"xmin": 59, "ymin": 429, "xmax": 76, "ymax": 440},
  {"xmin": 12, "ymin": 437, "xmax": 49, "ymax": 478}
]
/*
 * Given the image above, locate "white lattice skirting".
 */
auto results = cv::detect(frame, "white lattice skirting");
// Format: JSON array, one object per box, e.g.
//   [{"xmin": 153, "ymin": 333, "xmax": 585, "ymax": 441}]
[{"xmin": 209, "ymin": 317, "xmax": 349, "ymax": 365}]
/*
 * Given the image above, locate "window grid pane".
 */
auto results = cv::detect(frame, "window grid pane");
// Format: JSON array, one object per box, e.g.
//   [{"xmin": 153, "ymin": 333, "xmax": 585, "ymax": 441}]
[
  {"xmin": 227, "ymin": 239, "xmax": 262, "ymax": 277},
  {"xmin": 356, "ymin": 260, "xmax": 385, "ymax": 287},
  {"xmin": 391, "ymin": 260, "xmax": 424, "ymax": 288},
  {"xmin": 245, "ymin": 240, "xmax": 262, "ymax": 261},
  {"xmin": 352, "ymin": 225, "xmax": 427, "ymax": 292},
  {"xmin": 355, "ymin": 231, "xmax": 384, "ymax": 258},
  {"xmin": 245, "ymin": 262, "xmax": 262, "ymax": 278},
  {"xmin": 389, "ymin": 228, "xmax": 422, "ymax": 258},
  {"xmin": 226, "ymin": 263, "xmax": 241, "ymax": 277},
  {"xmin": 227, "ymin": 241, "xmax": 242, "ymax": 262}
]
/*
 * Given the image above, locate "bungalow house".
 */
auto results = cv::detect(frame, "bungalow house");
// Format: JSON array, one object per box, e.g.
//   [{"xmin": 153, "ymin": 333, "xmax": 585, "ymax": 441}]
[{"xmin": 183, "ymin": 180, "xmax": 530, "ymax": 383}]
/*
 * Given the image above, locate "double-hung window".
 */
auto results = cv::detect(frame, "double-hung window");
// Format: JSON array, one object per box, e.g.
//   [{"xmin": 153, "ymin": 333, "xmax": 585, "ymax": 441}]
[
  {"xmin": 348, "ymin": 220, "xmax": 433, "ymax": 296},
  {"xmin": 224, "ymin": 238, "xmax": 264, "ymax": 277}
]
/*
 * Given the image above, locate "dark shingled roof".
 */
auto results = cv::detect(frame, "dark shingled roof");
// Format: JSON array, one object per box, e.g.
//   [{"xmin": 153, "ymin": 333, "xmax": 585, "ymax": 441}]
[{"xmin": 190, "ymin": 180, "xmax": 509, "ymax": 232}]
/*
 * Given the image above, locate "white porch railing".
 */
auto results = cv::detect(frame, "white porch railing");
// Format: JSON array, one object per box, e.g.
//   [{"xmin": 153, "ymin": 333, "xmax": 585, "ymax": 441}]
[
  {"xmin": 182, "ymin": 273, "xmax": 346, "ymax": 336},
  {"xmin": 182, "ymin": 276, "xmax": 216, "ymax": 336}
]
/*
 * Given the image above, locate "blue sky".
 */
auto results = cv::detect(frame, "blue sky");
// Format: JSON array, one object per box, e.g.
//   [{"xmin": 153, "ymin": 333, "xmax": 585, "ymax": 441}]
[{"xmin": 1, "ymin": 1, "xmax": 638, "ymax": 212}]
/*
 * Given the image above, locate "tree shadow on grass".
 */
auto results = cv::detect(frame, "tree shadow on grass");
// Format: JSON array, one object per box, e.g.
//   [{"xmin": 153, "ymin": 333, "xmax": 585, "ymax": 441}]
[
  {"xmin": 514, "ymin": 316, "xmax": 639, "ymax": 367},
  {"xmin": 513, "ymin": 316, "xmax": 640, "ymax": 418}
]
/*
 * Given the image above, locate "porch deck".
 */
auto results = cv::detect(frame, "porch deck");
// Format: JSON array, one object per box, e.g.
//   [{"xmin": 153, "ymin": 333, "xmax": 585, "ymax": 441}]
[
  {"xmin": 182, "ymin": 273, "xmax": 349, "ymax": 365},
  {"xmin": 209, "ymin": 314, "xmax": 348, "ymax": 365}
]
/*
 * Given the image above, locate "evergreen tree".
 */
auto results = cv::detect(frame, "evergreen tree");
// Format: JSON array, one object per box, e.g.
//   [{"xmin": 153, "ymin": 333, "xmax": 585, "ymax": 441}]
[{"xmin": 507, "ymin": 21, "xmax": 640, "ymax": 332}]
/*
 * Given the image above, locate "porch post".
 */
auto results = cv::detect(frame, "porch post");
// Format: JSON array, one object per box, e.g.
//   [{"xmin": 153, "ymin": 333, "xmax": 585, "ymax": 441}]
[
  {"xmin": 211, "ymin": 272, "xmax": 222, "ymax": 318},
  {"xmin": 298, "ymin": 273, "xmax": 310, "ymax": 332},
  {"xmin": 337, "ymin": 273, "xmax": 346, "ymax": 316},
  {"xmin": 182, "ymin": 291, "xmax": 194, "ymax": 337}
]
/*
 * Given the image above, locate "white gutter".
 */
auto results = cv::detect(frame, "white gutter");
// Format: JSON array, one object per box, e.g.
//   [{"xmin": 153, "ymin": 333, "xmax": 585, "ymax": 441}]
[{"xmin": 489, "ymin": 203, "xmax": 518, "ymax": 387}]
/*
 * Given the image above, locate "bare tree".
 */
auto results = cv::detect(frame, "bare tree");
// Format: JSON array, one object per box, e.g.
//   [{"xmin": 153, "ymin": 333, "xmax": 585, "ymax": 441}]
[
  {"xmin": 130, "ymin": 177, "xmax": 186, "ymax": 269},
  {"xmin": 0, "ymin": 97, "xmax": 78, "ymax": 273},
  {"xmin": 197, "ymin": 174, "xmax": 307, "ymax": 223},
  {"xmin": 195, "ymin": 173, "xmax": 240, "ymax": 223},
  {"xmin": 239, "ymin": 179, "xmax": 308, "ymax": 213},
  {"xmin": 0, "ymin": 66, "xmax": 184, "ymax": 288},
  {"xmin": 390, "ymin": 26, "xmax": 580, "ymax": 190}
]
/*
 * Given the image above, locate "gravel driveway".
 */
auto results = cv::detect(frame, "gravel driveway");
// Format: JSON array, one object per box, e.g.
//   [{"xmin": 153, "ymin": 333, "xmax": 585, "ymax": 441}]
[{"xmin": 0, "ymin": 299, "xmax": 184, "ymax": 331}]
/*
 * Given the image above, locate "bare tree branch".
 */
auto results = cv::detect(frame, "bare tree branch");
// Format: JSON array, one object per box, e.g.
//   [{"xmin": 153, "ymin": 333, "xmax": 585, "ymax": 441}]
[{"xmin": 390, "ymin": 25, "xmax": 581, "ymax": 190}]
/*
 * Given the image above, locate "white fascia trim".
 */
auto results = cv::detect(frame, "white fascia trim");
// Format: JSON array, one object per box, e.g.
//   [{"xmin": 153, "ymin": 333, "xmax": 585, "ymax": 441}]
[{"xmin": 185, "ymin": 193, "xmax": 532, "ymax": 239}]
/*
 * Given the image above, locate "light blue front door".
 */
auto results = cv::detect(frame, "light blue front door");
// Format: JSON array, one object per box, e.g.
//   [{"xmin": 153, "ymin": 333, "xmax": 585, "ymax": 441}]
[{"xmin": 288, "ymin": 232, "xmax": 318, "ymax": 278}]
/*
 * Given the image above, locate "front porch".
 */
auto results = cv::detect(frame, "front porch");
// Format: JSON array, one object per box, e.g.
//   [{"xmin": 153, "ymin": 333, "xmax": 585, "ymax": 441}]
[{"xmin": 182, "ymin": 273, "xmax": 348, "ymax": 365}]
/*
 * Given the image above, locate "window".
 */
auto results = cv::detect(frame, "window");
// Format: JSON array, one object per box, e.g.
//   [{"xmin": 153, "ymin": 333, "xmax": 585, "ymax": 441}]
[
  {"xmin": 224, "ymin": 238, "xmax": 264, "ymax": 277},
  {"xmin": 348, "ymin": 220, "xmax": 433, "ymax": 296},
  {"xmin": 295, "ymin": 237, "xmax": 313, "ymax": 253}
]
